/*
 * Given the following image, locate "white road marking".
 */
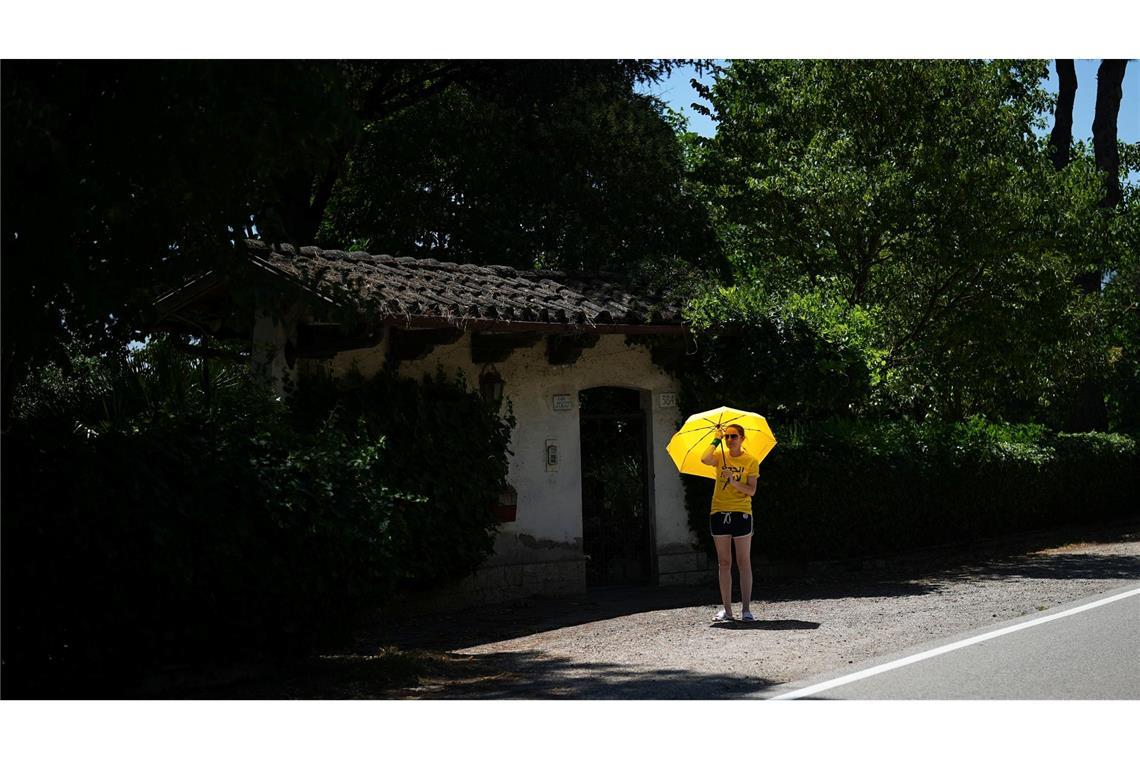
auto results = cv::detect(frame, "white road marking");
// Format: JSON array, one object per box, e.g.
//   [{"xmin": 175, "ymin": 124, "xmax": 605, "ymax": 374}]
[{"xmin": 769, "ymin": 584, "xmax": 1140, "ymax": 700}]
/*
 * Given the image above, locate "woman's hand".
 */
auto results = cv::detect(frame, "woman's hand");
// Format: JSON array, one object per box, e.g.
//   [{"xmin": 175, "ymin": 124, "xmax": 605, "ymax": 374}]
[{"xmin": 724, "ymin": 473, "xmax": 757, "ymax": 497}]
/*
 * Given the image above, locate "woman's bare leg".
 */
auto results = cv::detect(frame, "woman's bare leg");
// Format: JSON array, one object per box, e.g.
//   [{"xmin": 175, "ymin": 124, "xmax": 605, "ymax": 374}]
[
  {"xmin": 734, "ymin": 533, "xmax": 753, "ymax": 614},
  {"xmin": 713, "ymin": 534, "xmax": 735, "ymax": 615}
]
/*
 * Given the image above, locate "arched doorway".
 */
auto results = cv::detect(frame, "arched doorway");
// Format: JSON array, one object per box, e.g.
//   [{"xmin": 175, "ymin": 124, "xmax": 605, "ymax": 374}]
[{"xmin": 578, "ymin": 386, "xmax": 653, "ymax": 587}]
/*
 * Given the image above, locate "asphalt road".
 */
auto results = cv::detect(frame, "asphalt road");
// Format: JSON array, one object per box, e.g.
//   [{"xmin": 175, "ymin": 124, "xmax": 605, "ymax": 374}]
[{"xmin": 763, "ymin": 584, "xmax": 1140, "ymax": 699}]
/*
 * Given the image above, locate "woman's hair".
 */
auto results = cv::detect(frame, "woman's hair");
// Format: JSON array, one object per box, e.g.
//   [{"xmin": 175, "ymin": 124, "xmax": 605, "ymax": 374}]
[{"xmin": 726, "ymin": 424, "xmax": 745, "ymax": 437}]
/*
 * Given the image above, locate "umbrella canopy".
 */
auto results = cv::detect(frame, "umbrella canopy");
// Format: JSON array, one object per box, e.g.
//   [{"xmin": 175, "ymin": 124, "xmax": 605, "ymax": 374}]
[{"xmin": 666, "ymin": 406, "xmax": 777, "ymax": 479}]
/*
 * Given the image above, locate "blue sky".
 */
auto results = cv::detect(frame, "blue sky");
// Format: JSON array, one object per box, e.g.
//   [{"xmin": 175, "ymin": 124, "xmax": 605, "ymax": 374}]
[{"xmin": 645, "ymin": 60, "xmax": 1139, "ymax": 155}]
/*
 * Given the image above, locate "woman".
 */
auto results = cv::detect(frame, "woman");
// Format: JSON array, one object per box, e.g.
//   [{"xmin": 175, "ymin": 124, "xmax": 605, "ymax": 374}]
[{"xmin": 700, "ymin": 423, "xmax": 760, "ymax": 622}]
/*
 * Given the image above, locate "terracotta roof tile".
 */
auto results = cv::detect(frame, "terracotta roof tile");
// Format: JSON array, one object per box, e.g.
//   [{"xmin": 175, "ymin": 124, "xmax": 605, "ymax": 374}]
[{"xmin": 244, "ymin": 240, "xmax": 683, "ymax": 328}]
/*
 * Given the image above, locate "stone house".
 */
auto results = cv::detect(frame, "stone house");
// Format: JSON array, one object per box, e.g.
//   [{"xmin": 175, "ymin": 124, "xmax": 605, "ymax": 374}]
[{"xmin": 156, "ymin": 240, "xmax": 713, "ymax": 605}]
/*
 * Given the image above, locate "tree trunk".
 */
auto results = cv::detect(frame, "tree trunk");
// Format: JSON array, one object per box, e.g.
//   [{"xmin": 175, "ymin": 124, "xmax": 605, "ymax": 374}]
[
  {"xmin": 2, "ymin": 347, "xmax": 23, "ymax": 433},
  {"xmin": 1049, "ymin": 60, "xmax": 1077, "ymax": 171},
  {"xmin": 1066, "ymin": 60, "xmax": 1127, "ymax": 432},
  {"xmin": 270, "ymin": 168, "xmax": 334, "ymax": 245},
  {"xmin": 1092, "ymin": 60, "xmax": 1127, "ymax": 211}
]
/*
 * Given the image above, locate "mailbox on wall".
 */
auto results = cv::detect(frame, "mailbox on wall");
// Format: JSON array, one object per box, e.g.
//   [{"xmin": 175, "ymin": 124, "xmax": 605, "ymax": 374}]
[{"xmin": 492, "ymin": 484, "xmax": 518, "ymax": 523}]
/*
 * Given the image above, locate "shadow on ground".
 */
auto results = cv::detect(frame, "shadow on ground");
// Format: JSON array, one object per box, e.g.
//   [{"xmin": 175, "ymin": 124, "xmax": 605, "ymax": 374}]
[
  {"xmin": 945, "ymin": 552, "xmax": 1140, "ymax": 582},
  {"xmin": 362, "ymin": 521, "xmax": 1140, "ymax": 654},
  {"xmin": 164, "ymin": 649, "xmax": 776, "ymax": 699},
  {"xmin": 141, "ymin": 520, "xmax": 1140, "ymax": 699},
  {"xmin": 712, "ymin": 619, "xmax": 820, "ymax": 631},
  {"xmin": 362, "ymin": 580, "xmax": 937, "ymax": 653},
  {"xmin": 424, "ymin": 651, "xmax": 777, "ymax": 699}
]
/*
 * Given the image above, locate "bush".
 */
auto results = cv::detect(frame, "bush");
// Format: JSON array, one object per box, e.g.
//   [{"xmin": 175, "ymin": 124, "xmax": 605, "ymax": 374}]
[
  {"xmin": 681, "ymin": 418, "xmax": 1140, "ymax": 561},
  {"xmin": 1, "ymin": 341, "xmax": 510, "ymax": 695},
  {"xmin": 681, "ymin": 284, "xmax": 880, "ymax": 421},
  {"xmin": 290, "ymin": 365, "xmax": 515, "ymax": 590}
]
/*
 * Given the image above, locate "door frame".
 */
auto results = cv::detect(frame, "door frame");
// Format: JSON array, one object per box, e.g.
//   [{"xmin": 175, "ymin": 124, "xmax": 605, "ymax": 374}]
[{"xmin": 577, "ymin": 386, "xmax": 658, "ymax": 586}]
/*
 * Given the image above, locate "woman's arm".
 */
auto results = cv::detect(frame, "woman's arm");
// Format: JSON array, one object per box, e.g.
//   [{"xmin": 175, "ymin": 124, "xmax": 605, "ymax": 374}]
[
  {"xmin": 699, "ymin": 431, "xmax": 725, "ymax": 466},
  {"xmin": 699, "ymin": 443, "xmax": 721, "ymax": 466},
  {"xmin": 725, "ymin": 474, "xmax": 757, "ymax": 497}
]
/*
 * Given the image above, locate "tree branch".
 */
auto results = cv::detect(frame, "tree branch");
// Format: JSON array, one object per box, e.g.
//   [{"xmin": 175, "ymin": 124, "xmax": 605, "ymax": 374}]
[
  {"xmin": 886, "ymin": 261, "xmax": 983, "ymax": 366},
  {"xmin": 356, "ymin": 62, "xmax": 472, "ymax": 122}
]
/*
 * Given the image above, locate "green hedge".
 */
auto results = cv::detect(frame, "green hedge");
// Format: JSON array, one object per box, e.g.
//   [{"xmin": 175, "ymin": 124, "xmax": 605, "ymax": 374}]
[
  {"xmin": 680, "ymin": 285, "xmax": 880, "ymax": 420},
  {"xmin": 1, "ymin": 343, "xmax": 511, "ymax": 695},
  {"xmin": 290, "ymin": 365, "xmax": 514, "ymax": 590},
  {"xmin": 683, "ymin": 420, "xmax": 1140, "ymax": 561}
]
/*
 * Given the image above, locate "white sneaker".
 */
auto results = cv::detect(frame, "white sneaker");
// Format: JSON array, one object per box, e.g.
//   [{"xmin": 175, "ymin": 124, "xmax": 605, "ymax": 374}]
[
  {"xmin": 714, "ymin": 609, "xmax": 734, "ymax": 622},
  {"xmin": 741, "ymin": 611, "xmax": 756, "ymax": 622}
]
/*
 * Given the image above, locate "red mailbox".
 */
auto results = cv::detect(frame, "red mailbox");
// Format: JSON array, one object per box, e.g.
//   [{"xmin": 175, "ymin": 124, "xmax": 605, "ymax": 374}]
[{"xmin": 492, "ymin": 484, "xmax": 518, "ymax": 523}]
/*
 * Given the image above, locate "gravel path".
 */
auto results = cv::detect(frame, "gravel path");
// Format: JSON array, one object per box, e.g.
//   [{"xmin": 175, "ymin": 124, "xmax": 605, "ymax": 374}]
[{"xmin": 374, "ymin": 522, "xmax": 1140, "ymax": 699}]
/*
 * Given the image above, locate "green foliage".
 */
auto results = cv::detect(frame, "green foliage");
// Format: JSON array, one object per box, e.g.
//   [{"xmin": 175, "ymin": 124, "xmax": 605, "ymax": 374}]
[
  {"xmin": 2, "ymin": 60, "xmax": 716, "ymax": 429},
  {"xmin": 2, "ymin": 61, "xmax": 356, "ymax": 383},
  {"xmin": 681, "ymin": 283, "xmax": 880, "ymax": 421},
  {"xmin": 1, "ymin": 340, "xmax": 431, "ymax": 693},
  {"xmin": 1101, "ymin": 152, "xmax": 1140, "ymax": 433},
  {"xmin": 681, "ymin": 418, "xmax": 1139, "ymax": 560},
  {"xmin": 290, "ymin": 365, "xmax": 515, "ymax": 590},
  {"xmin": 320, "ymin": 61, "xmax": 720, "ymax": 276},
  {"xmin": 697, "ymin": 59, "xmax": 1053, "ymax": 290},
  {"xmin": 691, "ymin": 59, "xmax": 1135, "ymax": 425}
]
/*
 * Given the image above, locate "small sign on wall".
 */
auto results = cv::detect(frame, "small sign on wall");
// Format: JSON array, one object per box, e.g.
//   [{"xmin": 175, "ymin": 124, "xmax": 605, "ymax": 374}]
[
  {"xmin": 658, "ymin": 392, "xmax": 677, "ymax": 408},
  {"xmin": 552, "ymin": 393, "xmax": 573, "ymax": 411}
]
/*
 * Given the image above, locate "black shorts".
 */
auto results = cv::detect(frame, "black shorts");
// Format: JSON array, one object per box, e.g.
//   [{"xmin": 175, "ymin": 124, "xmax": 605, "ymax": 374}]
[{"xmin": 709, "ymin": 511, "xmax": 753, "ymax": 538}]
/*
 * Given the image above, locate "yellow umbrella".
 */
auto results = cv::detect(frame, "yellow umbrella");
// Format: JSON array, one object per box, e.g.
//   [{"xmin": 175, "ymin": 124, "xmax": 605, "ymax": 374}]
[{"xmin": 666, "ymin": 405, "xmax": 777, "ymax": 479}]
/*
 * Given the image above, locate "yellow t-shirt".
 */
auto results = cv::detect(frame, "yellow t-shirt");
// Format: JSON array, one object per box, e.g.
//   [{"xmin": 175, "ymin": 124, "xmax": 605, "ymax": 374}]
[{"xmin": 709, "ymin": 449, "xmax": 760, "ymax": 515}]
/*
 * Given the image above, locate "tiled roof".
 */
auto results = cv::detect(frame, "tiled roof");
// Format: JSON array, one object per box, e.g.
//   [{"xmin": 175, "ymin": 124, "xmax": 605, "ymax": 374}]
[{"xmin": 245, "ymin": 240, "xmax": 683, "ymax": 329}]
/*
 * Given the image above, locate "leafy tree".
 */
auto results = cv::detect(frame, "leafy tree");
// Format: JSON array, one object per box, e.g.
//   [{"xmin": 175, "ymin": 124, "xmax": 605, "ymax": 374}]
[
  {"xmin": 681, "ymin": 284, "xmax": 880, "ymax": 422},
  {"xmin": 2, "ymin": 60, "xmax": 714, "ymax": 427},
  {"xmin": 1065, "ymin": 60, "xmax": 1131, "ymax": 429},
  {"xmin": 319, "ymin": 61, "xmax": 720, "ymax": 276},
  {"xmin": 691, "ymin": 59, "xmax": 1120, "ymax": 423},
  {"xmin": 1101, "ymin": 141, "xmax": 1140, "ymax": 432},
  {"xmin": 1, "ymin": 61, "xmax": 355, "ymax": 426}
]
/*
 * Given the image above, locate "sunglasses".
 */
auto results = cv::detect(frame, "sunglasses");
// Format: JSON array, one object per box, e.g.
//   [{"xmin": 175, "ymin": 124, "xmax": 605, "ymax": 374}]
[{"xmin": 723, "ymin": 434, "xmax": 741, "ymax": 440}]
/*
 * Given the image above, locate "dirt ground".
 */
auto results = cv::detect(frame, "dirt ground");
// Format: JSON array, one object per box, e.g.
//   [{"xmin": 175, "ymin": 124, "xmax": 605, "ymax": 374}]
[
  {"xmin": 168, "ymin": 520, "xmax": 1140, "ymax": 699},
  {"xmin": 391, "ymin": 522, "xmax": 1140, "ymax": 698}
]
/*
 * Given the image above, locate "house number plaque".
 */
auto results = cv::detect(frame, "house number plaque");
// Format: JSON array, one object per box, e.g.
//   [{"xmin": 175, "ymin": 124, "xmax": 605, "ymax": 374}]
[{"xmin": 552, "ymin": 394, "xmax": 573, "ymax": 411}]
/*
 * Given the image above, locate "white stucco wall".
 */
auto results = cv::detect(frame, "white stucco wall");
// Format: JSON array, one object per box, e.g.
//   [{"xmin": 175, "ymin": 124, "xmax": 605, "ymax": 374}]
[
  {"xmin": 251, "ymin": 308, "xmax": 300, "ymax": 396},
  {"xmin": 314, "ymin": 328, "xmax": 704, "ymax": 598}
]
